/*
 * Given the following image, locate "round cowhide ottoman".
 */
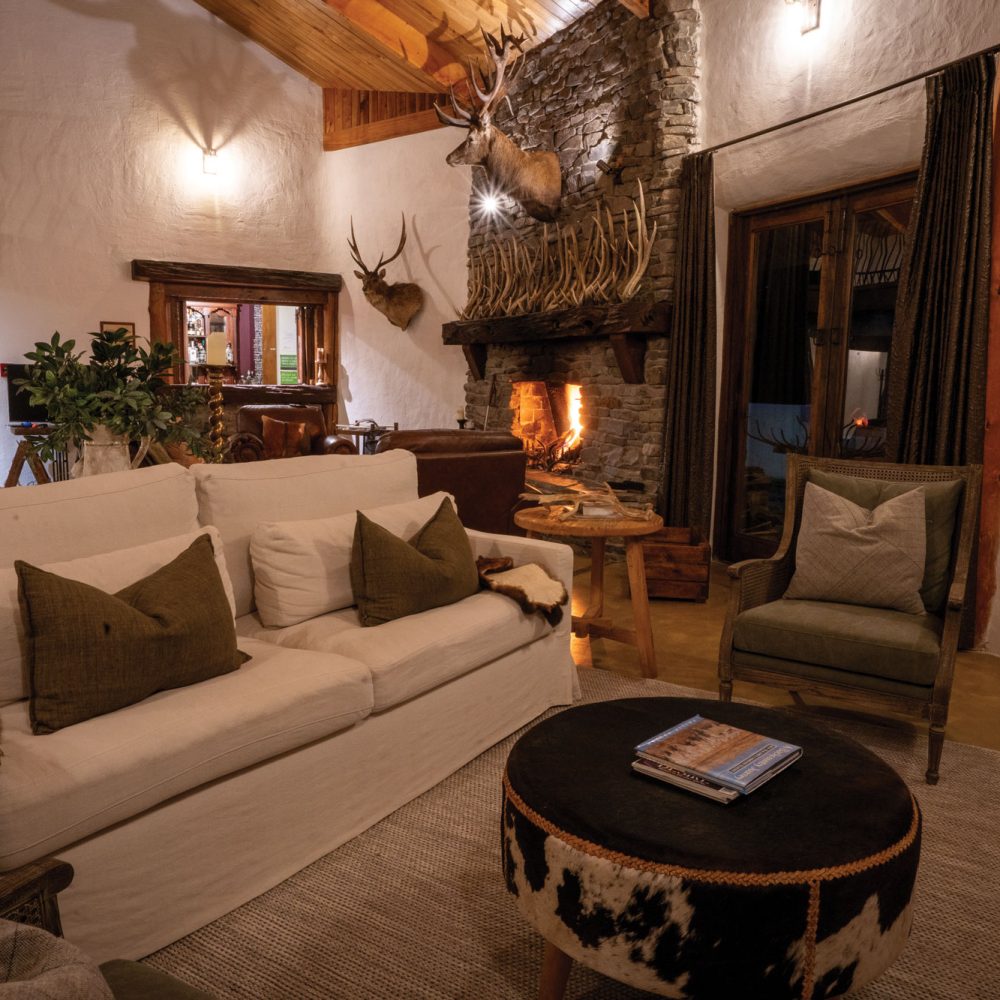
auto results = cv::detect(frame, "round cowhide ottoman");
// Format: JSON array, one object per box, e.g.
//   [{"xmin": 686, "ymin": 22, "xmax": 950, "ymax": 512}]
[{"xmin": 502, "ymin": 698, "xmax": 921, "ymax": 1000}]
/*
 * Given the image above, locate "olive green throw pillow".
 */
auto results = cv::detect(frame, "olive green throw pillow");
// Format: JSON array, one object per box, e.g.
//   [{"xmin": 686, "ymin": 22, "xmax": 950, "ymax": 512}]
[
  {"xmin": 809, "ymin": 469, "xmax": 964, "ymax": 612},
  {"xmin": 16, "ymin": 535, "xmax": 250, "ymax": 734},
  {"xmin": 350, "ymin": 497, "xmax": 479, "ymax": 627}
]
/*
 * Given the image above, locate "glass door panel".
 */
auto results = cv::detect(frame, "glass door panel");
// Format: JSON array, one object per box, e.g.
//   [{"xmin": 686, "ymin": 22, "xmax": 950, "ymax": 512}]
[
  {"xmin": 838, "ymin": 199, "xmax": 912, "ymax": 459},
  {"xmin": 739, "ymin": 218, "xmax": 825, "ymax": 547}
]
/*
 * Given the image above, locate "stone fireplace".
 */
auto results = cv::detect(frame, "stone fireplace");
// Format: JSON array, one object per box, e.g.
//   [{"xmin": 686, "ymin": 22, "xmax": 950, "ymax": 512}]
[{"xmin": 452, "ymin": 0, "xmax": 700, "ymax": 511}]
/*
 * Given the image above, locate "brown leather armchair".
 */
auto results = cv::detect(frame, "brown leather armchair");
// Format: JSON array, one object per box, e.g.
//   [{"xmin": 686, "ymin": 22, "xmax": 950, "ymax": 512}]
[
  {"xmin": 375, "ymin": 429, "xmax": 527, "ymax": 535},
  {"xmin": 229, "ymin": 405, "xmax": 357, "ymax": 462}
]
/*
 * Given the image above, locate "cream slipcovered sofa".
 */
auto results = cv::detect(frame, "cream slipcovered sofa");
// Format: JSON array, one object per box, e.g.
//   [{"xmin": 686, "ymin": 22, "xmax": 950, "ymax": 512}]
[{"xmin": 0, "ymin": 452, "xmax": 578, "ymax": 962}]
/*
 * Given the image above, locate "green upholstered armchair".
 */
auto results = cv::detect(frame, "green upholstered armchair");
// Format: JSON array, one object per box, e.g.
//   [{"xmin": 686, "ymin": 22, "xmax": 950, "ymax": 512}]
[{"xmin": 718, "ymin": 455, "xmax": 982, "ymax": 785}]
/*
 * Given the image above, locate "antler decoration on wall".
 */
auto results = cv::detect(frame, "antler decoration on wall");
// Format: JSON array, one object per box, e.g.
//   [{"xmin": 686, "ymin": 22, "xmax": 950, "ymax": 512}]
[
  {"xmin": 434, "ymin": 26, "xmax": 562, "ymax": 222},
  {"xmin": 462, "ymin": 182, "xmax": 656, "ymax": 320},
  {"xmin": 347, "ymin": 214, "xmax": 425, "ymax": 331}
]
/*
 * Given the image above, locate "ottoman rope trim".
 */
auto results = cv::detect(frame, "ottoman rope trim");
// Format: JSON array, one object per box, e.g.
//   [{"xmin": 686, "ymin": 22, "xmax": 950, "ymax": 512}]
[{"xmin": 502, "ymin": 770, "xmax": 920, "ymax": 887}]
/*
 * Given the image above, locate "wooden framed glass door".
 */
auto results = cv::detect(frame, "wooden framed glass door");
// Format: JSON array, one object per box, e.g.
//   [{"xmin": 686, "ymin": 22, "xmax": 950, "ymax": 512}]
[{"xmin": 716, "ymin": 175, "xmax": 916, "ymax": 561}]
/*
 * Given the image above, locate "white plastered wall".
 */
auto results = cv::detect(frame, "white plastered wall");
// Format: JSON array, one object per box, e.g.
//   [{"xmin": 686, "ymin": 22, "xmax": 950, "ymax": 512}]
[
  {"xmin": 0, "ymin": 0, "xmax": 471, "ymax": 484},
  {"xmin": 699, "ymin": 0, "xmax": 999, "ymax": 649},
  {"xmin": 317, "ymin": 128, "xmax": 471, "ymax": 430}
]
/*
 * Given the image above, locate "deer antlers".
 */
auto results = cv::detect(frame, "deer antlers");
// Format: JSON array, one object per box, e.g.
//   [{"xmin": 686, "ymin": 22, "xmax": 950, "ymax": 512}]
[
  {"xmin": 434, "ymin": 25, "xmax": 525, "ymax": 128},
  {"xmin": 462, "ymin": 182, "xmax": 657, "ymax": 320},
  {"xmin": 348, "ymin": 213, "xmax": 408, "ymax": 277}
]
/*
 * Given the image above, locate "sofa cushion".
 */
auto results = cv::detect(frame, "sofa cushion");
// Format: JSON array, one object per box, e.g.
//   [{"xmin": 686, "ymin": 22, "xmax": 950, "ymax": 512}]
[
  {"xmin": 18, "ymin": 536, "xmax": 250, "ymax": 734},
  {"xmin": 350, "ymin": 498, "xmax": 479, "ymax": 627},
  {"xmin": 245, "ymin": 590, "xmax": 552, "ymax": 711},
  {"xmin": 0, "ymin": 465, "xmax": 198, "ymax": 569},
  {"xmin": 0, "ymin": 638, "xmax": 373, "ymax": 870},
  {"xmin": 251, "ymin": 492, "xmax": 452, "ymax": 628},
  {"xmin": 261, "ymin": 414, "xmax": 308, "ymax": 459},
  {"xmin": 192, "ymin": 451, "xmax": 419, "ymax": 617},
  {"xmin": 784, "ymin": 482, "xmax": 926, "ymax": 614},
  {"xmin": 733, "ymin": 599, "xmax": 943, "ymax": 686},
  {"xmin": 0, "ymin": 527, "xmax": 236, "ymax": 705},
  {"xmin": 808, "ymin": 468, "xmax": 964, "ymax": 612}
]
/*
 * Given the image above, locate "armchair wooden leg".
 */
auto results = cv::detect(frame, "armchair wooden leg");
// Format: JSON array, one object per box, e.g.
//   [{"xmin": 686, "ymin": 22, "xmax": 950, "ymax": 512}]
[
  {"xmin": 719, "ymin": 679, "xmax": 733, "ymax": 702},
  {"xmin": 926, "ymin": 724, "xmax": 945, "ymax": 784}
]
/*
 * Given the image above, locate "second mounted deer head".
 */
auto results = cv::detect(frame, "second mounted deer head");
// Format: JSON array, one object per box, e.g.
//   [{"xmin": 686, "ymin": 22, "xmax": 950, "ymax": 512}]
[
  {"xmin": 347, "ymin": 215, "xmax": 425, "ymax": 332},
  {"xmin": 434, "ymin": 27, "xmax": 562, "ymax": 223}
]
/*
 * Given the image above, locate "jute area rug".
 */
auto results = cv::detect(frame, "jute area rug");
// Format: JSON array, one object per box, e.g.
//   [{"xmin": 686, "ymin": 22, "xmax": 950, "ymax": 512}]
[{"xmin": 147, "ymin": 668, "xmax": 1000, "ymax": 999}]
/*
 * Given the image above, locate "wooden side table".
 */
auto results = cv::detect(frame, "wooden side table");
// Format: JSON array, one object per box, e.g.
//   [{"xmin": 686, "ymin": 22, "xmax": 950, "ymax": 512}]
[{"xmin": 514, "ymin": 506, "xmax": 663, "ymax": 678}]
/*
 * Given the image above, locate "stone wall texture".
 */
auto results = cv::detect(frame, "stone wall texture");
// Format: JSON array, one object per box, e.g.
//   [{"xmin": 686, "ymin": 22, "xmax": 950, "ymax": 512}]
[{"xmin": 462, "ymin": 0, "xmax": 700, "ymax": 506}]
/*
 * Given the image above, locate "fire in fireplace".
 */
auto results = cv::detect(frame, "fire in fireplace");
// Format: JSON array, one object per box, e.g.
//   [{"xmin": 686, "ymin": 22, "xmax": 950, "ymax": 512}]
[{"xmin": 509, "ymin": 380, "xmax": 584, "ymax": 471}]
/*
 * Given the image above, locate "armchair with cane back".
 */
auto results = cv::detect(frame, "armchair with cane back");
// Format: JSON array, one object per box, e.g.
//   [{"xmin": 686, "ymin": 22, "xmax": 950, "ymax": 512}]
[{"xmin": 719, "ymin": 455, "xmax": 981, "ymax": 784}]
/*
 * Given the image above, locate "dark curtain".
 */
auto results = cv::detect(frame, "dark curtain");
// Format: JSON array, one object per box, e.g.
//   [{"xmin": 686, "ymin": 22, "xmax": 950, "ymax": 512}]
[
  {"xmin": 750, "ymin": 226, "xmax": 812, "ymax": 405},
  {"xmin": 885, "ymin": 52, "xmax": 995, "ymax": 465},
  {"xmin": 661, "ymin": 151, "xmax": 716, "ymax": 534}
]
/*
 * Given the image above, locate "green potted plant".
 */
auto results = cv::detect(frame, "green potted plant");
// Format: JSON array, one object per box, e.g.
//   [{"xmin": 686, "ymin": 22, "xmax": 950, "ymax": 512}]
[{"xmin": 17, "ymin": 328, "xmax": 209, "ymax": 476}]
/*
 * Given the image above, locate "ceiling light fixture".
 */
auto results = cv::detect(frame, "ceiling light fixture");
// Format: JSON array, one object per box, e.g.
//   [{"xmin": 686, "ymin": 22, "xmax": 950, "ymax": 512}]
[{"xmin": 786, "ymin": 0, "xmax": 821, "ymax": 33}]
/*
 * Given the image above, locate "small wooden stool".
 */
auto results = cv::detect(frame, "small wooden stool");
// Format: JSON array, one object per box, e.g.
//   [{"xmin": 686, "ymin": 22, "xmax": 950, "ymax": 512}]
[{"xmin": 514, "ymin": 506, "xmax": 664, "ymax": 678}]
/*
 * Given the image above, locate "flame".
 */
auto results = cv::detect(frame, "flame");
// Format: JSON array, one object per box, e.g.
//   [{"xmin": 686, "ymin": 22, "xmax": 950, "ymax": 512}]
[
  {"xmin": 851, "ymin": 409, "xmax": 869, "ymax": 428},
  {"xmin": 565, "ymin": 384, "xmax": 584, "ymax": 449}
]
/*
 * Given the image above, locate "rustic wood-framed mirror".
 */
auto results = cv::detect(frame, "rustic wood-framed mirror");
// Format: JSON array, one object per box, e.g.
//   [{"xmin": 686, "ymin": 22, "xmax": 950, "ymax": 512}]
[{"xmin": 131, "ymin": 260, "xmax": 341, "ymax": 390}]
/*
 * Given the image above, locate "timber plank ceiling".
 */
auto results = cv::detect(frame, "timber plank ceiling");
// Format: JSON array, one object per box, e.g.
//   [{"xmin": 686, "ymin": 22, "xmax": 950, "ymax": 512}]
[{"xmin": 191, "ymin": 0, "xmax": 645, "ymax": 148}]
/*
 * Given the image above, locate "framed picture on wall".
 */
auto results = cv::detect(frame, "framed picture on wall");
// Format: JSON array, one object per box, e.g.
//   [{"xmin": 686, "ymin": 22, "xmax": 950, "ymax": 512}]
[{"xmin": 99, "ymin": 321, "xmax": 135, "ymax": 340}]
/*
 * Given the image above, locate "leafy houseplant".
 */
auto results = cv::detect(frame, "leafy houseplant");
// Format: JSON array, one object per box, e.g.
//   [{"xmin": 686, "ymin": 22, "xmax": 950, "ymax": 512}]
[{"xmin": 17, "ymin": 328, "xmax": 209, "ymax": 471}]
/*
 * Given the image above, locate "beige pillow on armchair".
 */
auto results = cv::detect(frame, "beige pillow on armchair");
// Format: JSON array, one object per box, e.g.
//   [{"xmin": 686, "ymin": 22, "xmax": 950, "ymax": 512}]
[{"xmin": 784, "ymin": 482, "xmax": 926, "ymax": 614}]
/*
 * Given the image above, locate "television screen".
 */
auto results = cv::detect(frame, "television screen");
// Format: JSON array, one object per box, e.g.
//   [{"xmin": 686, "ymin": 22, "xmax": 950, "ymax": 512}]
[{"xmin": 3, "ymin": 364, "xmax": 50, "ymax": 423}]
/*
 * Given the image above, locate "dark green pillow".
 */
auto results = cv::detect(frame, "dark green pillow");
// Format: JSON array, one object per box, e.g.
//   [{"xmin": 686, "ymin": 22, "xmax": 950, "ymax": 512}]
[
  {"xmin": 808, "ymin": 469, "xmax": 964, "ymax": 613},
  {"xmin": 16, "ymin": 535, "xmax": 250, "ymax": 734},
  {"xmin": 350, "ymin": 497, "xmax": 479, "ymax": 627}
]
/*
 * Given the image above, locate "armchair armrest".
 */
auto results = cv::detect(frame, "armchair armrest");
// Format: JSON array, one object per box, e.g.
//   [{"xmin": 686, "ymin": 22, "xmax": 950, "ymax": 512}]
[
  {"xmin": 320, "ymin": 434, "xmax": 358, "ymax": 456},
  {"xmin": 728, "ymin": 552, "xmax": 794, "ymax": 614},
  {"xmin": 466, "ymin": 529, "xmax": 575, "ymax": 629},
  {"xmin": 0, "ymin": 857, "xmax": 74, "ymax": 936}
]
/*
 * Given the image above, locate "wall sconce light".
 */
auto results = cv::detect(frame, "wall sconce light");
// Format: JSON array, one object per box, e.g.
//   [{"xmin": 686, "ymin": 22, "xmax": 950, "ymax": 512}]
[
  {"xmin": 786, "ymin": 0, "xmax": 821, "ymax": 33},
  {"xmin": 202, "ymin": 149, "xmax": 218, "ymax": 175},
  {"xmin": 597, "ymin": 158, "xmax": 625, "ymax": 184}
]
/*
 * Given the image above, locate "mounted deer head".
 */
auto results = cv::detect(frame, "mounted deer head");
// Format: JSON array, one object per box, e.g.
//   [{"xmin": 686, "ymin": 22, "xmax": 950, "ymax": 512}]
[
  {"xmin": 434, "ymin": 27, "xmax": 562, "ymax": 223},
  {"xmin": 347, "ymin": 214, "xmax": 425, "ymax": 331}
]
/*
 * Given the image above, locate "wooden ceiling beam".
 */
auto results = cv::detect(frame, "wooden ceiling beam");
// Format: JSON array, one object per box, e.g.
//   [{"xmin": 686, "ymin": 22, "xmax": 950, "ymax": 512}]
[
  {"xmin": 323, "ymin": 88, "xmax": 446, "ymax": 151},
  {"xmin": 617, "ymin": 0, "xmax": 650, "ymax": 18},
  {"xmin": 191, "ymin": 0, "xmax": 445, "ymax": 92}
]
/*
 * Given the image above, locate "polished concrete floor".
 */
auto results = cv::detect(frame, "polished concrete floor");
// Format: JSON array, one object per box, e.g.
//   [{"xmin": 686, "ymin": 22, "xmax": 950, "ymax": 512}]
[{"xmin": 571, "ymin": 557, "xmax": 1000, "ymax": 754}]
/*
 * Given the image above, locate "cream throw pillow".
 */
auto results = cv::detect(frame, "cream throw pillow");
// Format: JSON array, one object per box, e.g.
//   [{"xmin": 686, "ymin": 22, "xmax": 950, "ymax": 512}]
[
  {"xmin": 251, "ymin": 492, "xmax": 454, "ymax": 628},
  {"xmin": 784, "ymin": 482, "xmax": 926, "ymax": 614}
]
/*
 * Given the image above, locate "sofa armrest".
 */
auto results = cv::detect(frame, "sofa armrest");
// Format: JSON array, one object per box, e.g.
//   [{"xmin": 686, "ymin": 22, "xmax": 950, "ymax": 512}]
[{"xmin": 466, "ymin": 529, "xmax": 575, "ymax": 605}]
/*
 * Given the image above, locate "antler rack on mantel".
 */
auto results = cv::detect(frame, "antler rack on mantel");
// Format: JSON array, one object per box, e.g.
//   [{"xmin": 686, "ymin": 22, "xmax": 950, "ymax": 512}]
[{"xmin": 441, "ymin": 298, "xmax": 671, "ymax": 385}]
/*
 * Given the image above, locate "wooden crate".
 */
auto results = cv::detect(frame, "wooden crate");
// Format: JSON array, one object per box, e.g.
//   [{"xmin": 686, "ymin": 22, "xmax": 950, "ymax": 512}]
[{"xmin": 642, "ymin": 526, "xmax": 711, "ymax": 602}]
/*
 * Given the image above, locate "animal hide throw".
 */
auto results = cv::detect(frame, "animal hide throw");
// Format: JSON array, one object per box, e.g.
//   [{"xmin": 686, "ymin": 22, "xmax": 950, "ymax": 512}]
[{"xmin": 476, "ymin": 556, "xmax": 568, "ymax": 626}]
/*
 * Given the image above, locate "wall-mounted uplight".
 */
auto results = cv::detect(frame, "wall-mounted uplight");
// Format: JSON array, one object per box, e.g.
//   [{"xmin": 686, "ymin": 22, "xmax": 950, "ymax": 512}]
[
  {"xmin": 202, "ymin": 148, "xmax": 218, "ymax": 175},
  {"xmin": 785, "ymin": 0, "xmax": 821, "ymax": 33}
]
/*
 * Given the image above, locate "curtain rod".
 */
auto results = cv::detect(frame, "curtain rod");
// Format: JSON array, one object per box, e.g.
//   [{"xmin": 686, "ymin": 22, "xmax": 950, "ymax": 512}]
[{"xmin": 697, "ymin": 41, "xmax": 1000, "ymax": 158}]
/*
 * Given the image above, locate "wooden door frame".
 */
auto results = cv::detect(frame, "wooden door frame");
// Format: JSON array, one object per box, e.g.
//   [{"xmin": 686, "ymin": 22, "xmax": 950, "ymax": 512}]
[
  {"xmin": 715, "ymin": 200, "xmax": 832, "ymax": 561},
  {"xmin": 714, "ymin": 172, "xmax": 917, "ymax": 561},
  {"xmin": 131, "ymin": 260, "xmax": 341, "ymax": 401}
]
